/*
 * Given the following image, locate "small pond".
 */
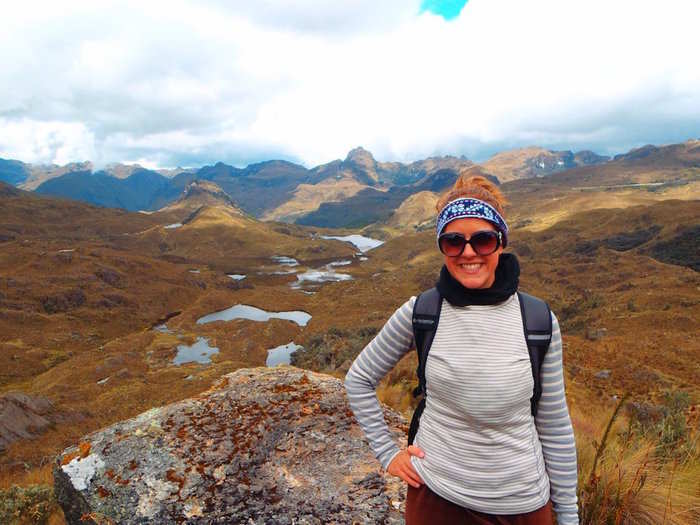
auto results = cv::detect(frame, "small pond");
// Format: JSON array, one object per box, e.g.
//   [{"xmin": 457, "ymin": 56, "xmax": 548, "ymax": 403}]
[
  {"xmin": 271, "ymin": 256, "xmax": 299, "ymax": 267},
  {"xmin": 227, "ymin": 274, "xmax": 246, "ymax": 280},
  {"xmin": 153, "ymin": 324, "xmax": 173, "ymax": 334},
  {"xmin": 328, "ymin": 260, "xmax": 352, "ymax": 267},
  {"xmin": 266, "ymin": 342, "xmax": 303, "ymax": 367},
  {"xmin": 292, "ymin": 267, "xmax": 353, "ymax": 288},
  {"xmin": 321, "ymin": 234, "xmax": 384, "ymax": 253},
  {"xmin": 196, "ymin": 304, "xmax": 311, "ymax": 327},
  {"xmin": 173, "ymin": 337, "xmax": 219, "ymax": 365}
]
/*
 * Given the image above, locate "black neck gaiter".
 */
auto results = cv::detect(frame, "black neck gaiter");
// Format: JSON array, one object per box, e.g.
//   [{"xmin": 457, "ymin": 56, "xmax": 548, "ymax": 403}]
[{"xmin": 436, "ymin": 253, "xmax": 520, "ymax": 306}]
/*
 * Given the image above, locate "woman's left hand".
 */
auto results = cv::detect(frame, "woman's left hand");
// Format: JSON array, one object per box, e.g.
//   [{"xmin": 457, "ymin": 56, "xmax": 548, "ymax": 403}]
[{"xmin": 387, "ymin": 445, "xmax": 425, "ymax": 488}]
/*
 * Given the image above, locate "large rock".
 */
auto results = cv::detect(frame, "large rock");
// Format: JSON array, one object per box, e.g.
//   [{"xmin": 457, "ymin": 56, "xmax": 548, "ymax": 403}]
[{"xmin": 54, "ymin": 366, "xmax": 408, "ymax": 524}]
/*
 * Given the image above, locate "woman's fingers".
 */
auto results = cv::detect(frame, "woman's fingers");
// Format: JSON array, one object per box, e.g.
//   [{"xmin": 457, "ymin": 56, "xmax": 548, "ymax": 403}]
[
  {"xmin": 402, "ymin": 467, "xmax": 422, "ymax": 487},
  {"xmin": 386, "ymin": 449, "xmax": 425, "ymax": 487},
  {"xmin": 399, "ymin": 455, "xmax": 425, "ymax": 487},
  {"xmin": 407, "ymin": 445, "xmax": 425, "ymax": 458},
  {"xmin": 399, "ymin": 463, "xmax": 420, "ymax": 487}
]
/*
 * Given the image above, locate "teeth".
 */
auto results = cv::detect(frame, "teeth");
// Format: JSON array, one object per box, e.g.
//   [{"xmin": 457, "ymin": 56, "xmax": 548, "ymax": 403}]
[{"xmin": 459, "ymin": 263, "xmax": 482, "ymax": 271}]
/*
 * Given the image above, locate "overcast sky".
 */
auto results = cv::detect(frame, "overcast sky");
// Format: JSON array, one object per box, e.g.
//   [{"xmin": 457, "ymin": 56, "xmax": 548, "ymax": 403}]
[{"xmin": 0, "ymin": 0, "xmax": 698, "ymax": 168}]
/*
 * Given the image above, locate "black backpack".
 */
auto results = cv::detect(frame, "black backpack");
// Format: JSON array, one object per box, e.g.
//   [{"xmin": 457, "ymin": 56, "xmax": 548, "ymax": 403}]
[{"xmin": 408, "ymin": 288, "xmax": 552, "ymax": 445}]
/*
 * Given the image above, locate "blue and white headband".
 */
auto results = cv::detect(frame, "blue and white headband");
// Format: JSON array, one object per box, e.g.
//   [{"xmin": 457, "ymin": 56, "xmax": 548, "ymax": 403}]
[{"xmin": 436, "ymin": 197, "xmax": 509, "ymax": 246}]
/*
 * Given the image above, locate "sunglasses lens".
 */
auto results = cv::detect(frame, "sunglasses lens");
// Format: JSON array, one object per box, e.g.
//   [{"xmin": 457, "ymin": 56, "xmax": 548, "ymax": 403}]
[
  {"xmin": 439, "ymin": 234, "xmax": 466, "ymax": 256},
  {"xmin": 471, "ymin": 231, "xmax": 499, "ymax": 255}
]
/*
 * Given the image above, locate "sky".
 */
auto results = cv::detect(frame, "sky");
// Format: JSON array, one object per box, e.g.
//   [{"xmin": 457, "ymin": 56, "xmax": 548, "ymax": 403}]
[{"xmin": 0, "ymin": 0, "xmax": 698, "ymax": 169}]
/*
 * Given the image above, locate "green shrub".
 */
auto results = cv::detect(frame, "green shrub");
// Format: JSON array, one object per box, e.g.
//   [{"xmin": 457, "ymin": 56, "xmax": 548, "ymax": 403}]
[
  {"xmin": 292, "ymin": 325, "xmax": 379, "ymax": 372},
  {"xmin": 0, "ymin": 485, "xmax": 57, "ymax": 525}
]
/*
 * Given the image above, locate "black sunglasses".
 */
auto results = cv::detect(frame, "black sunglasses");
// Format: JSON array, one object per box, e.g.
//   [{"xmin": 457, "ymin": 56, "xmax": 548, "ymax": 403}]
[{"xmin": 438, "ymin": 230, "xmax": 502, "ymax": 257}]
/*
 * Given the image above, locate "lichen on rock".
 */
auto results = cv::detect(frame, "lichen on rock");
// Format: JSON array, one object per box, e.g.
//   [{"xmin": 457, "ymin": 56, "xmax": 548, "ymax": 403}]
[{"xmin": 54, "ymin": 366, "xmax": 408, "ymax": 524}]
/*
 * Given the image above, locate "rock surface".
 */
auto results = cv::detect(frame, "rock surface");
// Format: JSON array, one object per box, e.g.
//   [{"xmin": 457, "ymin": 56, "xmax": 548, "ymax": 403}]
[
  {"xmin": 54, "ymin": 366, "xmax": 408, "ymax": 524},
  {"xmin": 0, "ymin": 392, "xmax": 57, "ymax": 452}
]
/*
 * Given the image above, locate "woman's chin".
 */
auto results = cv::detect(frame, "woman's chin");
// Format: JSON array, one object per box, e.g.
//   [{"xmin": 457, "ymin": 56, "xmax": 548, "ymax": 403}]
[{"xmin": 455, "ymin": 272, "xmax": 492, "ymax": 290}]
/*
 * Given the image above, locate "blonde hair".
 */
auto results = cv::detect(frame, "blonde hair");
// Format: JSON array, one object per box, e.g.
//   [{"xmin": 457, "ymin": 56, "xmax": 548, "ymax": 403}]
[{"xmin": 436, "ymin": 169, "xmax": 507, "ymax": 217}]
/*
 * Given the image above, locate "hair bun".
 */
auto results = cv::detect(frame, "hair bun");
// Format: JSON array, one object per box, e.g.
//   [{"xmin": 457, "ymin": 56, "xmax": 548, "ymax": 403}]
[{"xmin": 436, "ymin": 167, "xmax": 506, "ymax": 216}]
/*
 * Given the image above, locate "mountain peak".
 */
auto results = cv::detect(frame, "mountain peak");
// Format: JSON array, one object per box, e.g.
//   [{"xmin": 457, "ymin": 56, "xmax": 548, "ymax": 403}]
[
  {"xmin": 181, "ymin": 180, "xmax": 237, "ymax": 206},
  {"xmin": 159, "ymin": 180, "xmax": 244, "ymax": 220},
  {"xmin": 345, "ymin": 147, "xmax": 376, "ymax": 165}
]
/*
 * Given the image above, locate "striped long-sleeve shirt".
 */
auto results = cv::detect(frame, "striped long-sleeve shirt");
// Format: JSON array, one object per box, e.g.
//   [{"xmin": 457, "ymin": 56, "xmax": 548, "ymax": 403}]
[{"xmin": 344, "ymin": 293, "xmax": 579, "ymax": 524}]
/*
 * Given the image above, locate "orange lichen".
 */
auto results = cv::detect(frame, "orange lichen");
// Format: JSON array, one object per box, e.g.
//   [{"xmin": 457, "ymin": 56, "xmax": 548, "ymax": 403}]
[
  {"xmin": 166, "ymin": 468, "xmax": 185, "ymax": 495},
  {"xmin": 116, "ymin": 475, "xmax": 130, "ymax": 486},
  {"xmin": 61, "ymin": 450, "xmax": 80, "ymax": 465},
  {"xmin": 79, "ymin": 442, "xmax": 92, "ymax": 458},
  {"xmin": 97, "ymin": 485, "xmax": 111, "ymax": 498}
]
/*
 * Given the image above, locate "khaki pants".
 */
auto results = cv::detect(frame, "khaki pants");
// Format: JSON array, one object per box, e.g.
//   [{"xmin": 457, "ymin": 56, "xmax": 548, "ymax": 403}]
[{"xmin": 406, "ymin": 484, "xmax": 554, "ymax": 525}]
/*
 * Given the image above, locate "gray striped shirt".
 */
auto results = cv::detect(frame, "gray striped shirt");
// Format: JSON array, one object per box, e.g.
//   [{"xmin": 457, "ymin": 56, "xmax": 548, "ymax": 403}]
[{"xmin": 344, "ymin": 293, "xmax": 579, "ymax": 524}]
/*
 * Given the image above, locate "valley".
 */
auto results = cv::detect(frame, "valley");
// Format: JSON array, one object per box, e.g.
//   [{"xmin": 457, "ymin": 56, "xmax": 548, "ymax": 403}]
[{"xmin": 0, "ymin": 140, "xmax": 698, "ymax": 523}]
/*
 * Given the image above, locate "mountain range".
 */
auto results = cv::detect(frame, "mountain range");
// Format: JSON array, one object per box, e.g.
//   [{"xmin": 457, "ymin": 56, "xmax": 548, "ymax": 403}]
[{"xmin": 0, "ymin": 144, "xmax": 617, "ymax": 225}]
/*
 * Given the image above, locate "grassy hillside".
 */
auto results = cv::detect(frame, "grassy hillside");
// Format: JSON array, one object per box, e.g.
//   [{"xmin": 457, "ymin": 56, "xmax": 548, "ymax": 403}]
[{"xmin": 0, "ymin": 165, "xmax": 698, "ymax": 523}]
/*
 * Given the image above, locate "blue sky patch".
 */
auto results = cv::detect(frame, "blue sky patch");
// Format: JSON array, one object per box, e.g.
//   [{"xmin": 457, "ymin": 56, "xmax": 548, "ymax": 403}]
[{"xmin": 420, "ymin": 0, "xmax": 468, "ymax": 20}]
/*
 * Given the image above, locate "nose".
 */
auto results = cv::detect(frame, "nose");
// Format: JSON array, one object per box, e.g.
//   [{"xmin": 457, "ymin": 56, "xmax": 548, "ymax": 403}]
[{"xmin": 461, "ymin": 241, "xmax": 478, "ymax": 257}]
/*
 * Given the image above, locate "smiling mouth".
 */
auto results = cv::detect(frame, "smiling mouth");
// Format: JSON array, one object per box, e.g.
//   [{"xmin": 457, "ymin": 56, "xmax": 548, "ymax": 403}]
[{"xmin": 458, "ymin": 263, "xmax": 483, "ymax": 274}]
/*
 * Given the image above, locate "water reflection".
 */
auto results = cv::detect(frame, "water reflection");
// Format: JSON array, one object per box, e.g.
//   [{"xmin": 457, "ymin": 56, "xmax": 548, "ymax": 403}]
[
  {"xmin": 266, "ymin": 342, "xmax": 303, "ymax": 367},
  {"xmin": 320, "ymin": 234, "xmax": 384, "ymax": 253},
  {"xmin": 196, "ymin": 304, "xmax": 311, "ymax": 327},
  {"xmin": 173, "ymin": 337, "xmax": 219, "ymax": 365}
]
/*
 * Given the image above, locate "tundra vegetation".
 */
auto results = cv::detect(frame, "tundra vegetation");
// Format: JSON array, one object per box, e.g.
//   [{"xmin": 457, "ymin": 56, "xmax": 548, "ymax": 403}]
[{"xmin": 0, "ymin": 142, "xmax": 698, "ymax": 523}]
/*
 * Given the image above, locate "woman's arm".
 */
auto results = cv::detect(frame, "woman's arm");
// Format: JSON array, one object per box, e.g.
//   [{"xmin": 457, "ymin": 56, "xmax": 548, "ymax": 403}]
[
  {"xmin": 344, "ymin": 297, "xmax": 416, "ymax": 470},
  {"xmin": 535, "ymin": 313, "xmax": 579, "ymax": 525}
]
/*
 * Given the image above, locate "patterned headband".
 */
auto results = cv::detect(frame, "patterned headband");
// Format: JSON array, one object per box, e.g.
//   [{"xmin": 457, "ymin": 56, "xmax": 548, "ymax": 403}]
[{"xmin": 436, "ymin": 197, "xmax": 509, "ymax": 246}]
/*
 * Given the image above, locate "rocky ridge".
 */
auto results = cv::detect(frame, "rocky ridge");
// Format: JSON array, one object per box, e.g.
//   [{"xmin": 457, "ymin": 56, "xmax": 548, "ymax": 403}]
[{"xmin": 54, "ymin": 366, "xmax": 407, "ymax": 524}]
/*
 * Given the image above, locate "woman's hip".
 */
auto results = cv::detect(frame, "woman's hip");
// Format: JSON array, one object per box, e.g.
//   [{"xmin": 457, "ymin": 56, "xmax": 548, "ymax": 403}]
[{"xmin": 405, "ymin": 483, "xmax": 553, "ymax": 525}]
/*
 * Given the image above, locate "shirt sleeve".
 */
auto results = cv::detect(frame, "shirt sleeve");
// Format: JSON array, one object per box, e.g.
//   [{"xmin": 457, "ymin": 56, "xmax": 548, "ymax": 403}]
[
  {"xmin": 535, "ymin": 313, "xmax": 579, "ymax": 525},
  {"xmin": 344, "ymin": 297, "xmax": 416, "ymax": 470}
]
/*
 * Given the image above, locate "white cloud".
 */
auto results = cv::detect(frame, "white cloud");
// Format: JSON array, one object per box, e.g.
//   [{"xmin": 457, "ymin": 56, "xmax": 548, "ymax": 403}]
[
  {"xmin": 0, "ymin": 0, "xmax": 698, "ymax": 168},
  {"xmin": 0, "ymin": 119, "xmax": 96, "ymax": 165}
]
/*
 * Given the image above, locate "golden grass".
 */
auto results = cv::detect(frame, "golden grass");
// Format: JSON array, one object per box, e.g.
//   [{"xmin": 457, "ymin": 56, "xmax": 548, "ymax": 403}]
[
  {"xmin": 262, "ymin": 177, "xmax": 371, "ymax": 222},
  {"xmin": 573, "ymin": 399, "xmax": 699, "ymax": 525},
  {"xmin": 1, "ymin": 174, "xmax": 698, "ymax": 523}
]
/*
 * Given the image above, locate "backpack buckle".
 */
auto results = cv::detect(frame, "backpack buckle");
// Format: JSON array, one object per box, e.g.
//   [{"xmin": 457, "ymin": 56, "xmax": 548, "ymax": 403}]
[{"xmin": 412, "ymin": 314, "xmax": 437, "ymax": 330}]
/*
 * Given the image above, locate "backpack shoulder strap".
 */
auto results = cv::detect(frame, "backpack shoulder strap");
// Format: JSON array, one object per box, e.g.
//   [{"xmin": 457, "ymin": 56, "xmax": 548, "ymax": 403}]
[
  {"xmin": 411, "ymin": 287, "xmax": 442, "ymax": 398},
  {"xmin": 517, "ymin": 291, "xmax": 553, "ymax": 417},
  {"xmin": 408, "ymin": 287, "xmax": 442, "ymax": 445}
]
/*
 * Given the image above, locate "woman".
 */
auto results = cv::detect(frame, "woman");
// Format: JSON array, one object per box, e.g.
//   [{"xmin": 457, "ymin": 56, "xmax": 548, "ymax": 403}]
[{"xmin": 344, "ymin": 175, "xmax": 579, "ymax": 524}]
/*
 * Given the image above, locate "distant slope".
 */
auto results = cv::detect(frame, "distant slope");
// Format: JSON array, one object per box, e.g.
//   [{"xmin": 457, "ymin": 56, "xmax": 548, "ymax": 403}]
[
  {"xmin": 262, "ymin": 176, "xmax": 371, "ymax": 222},
  {"xmin": 23, "ymin": 161, "xmax": 94, "ymax": 190},
  {"xmin": 505, "ymin": 140, "xmax": 700, "ymax": 231},
  {"xmin": 481, "ymin": 147, "xmax": 609, "ymax": 182},
  {"xmin": 0, "ymin": 158, "xmax": 29, "ymax": 185},
  {"xmin": 386, "ymin": 191, "xmax": 438, "ymax": 231},
  {"xmin": 196, "ymin": 160, "xmax": 319, "ymax": 217},
  {"xmin": 263, "ymin": 149, "xmax": 473, "ymax": 222},
  {"xmin": 0, "ymin": 180, "xmax": 160, "ymax": 240},
  {"xmin": 511, "ymin": 199, "xmax": 700, "ymax": 271},
  {"xmin": 160, "ymin": 180, "xmax": 242, "ymax": 215},
  {"xmin": 8, "ymin": 140, "xmax": 697, "ymax": 227},
  {"xmin": 34, "ymin": 169, "xmax": 183, "ymax": 211},
  {"xmin": 296, "ymin": 165, "xmax": 496, "ymax": 229}
]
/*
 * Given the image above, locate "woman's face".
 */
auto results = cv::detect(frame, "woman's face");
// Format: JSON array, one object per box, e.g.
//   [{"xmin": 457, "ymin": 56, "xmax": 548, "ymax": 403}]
[{"xmin": 442, "ymin": 217, "xmax": 502, "ymax": 289}]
